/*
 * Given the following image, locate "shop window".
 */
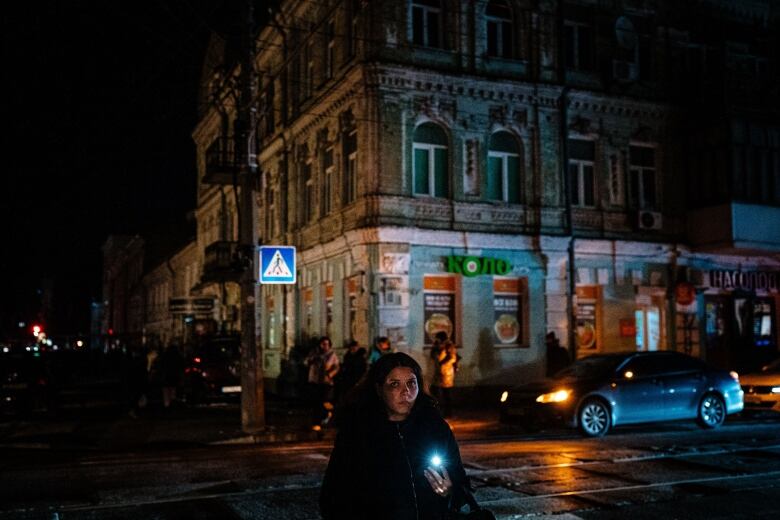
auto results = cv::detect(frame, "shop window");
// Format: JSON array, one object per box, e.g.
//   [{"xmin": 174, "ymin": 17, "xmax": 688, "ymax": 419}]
[
  {"xmin": 324, "ymin": 283, "xmax": 334, "ymax": 339},
  {"xmin": 487, "ymin": 131, "xmax": 521, "ymax": 203},
  {"xmin": 493, "ymin": 278, "xmax": 528, "ymax": 347},
  {"xmin": 486, "ymin": 0, "xmax": 513, "ymax": 58},
  {"xmin": 576, "ymin": 285, "xmax": 602, "ymax": 355},
  {"xmin": 423, "ymin": 275, "xmax": 457, "ymax": 346},
  {"xmin": 629, "ymin": 145, "xmax": 657, "ymax": 209},
  {"xmin": 568, "ymin": 138, "xmax": 596, "ymax": 207},
  {"xmin": 413, "ymin": 122, "xmax": 449, "ymax": 197},
  {"xmin": 381, "ymin": 276, "xmax": 404, "ymax": 307},
  {"xmin": 564, "ymin": 21, "xmax": 594, "ymax": 72},
  {"xmin": 411, "ymin": 0, "xmax": 442, "ymax": 48}
]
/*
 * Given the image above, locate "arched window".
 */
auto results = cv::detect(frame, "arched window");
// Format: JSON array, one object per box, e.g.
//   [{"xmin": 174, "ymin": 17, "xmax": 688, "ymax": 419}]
[
  {"xmin": 413, "ymin": 123, "xmax": 449, "ymax": 197},
  {"xmin": 487, "ymin": 131, "xmax": 521, "ymax": 203},
  {"xmin": 486, "ymin": 0, "xmax": 513, "ymax": 58}
]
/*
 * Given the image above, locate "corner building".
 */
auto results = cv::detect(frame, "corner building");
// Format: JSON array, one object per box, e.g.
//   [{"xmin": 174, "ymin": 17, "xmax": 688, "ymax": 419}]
[{"xmin": 193, "ymin": 0, "xmax": 780, "ymax": 390}]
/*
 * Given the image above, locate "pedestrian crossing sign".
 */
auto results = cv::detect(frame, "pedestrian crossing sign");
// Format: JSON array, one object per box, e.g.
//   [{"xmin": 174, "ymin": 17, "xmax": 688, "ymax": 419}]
[{"xmin": 259, "ymin": 246, "xmax": 296, "ymax": 284}]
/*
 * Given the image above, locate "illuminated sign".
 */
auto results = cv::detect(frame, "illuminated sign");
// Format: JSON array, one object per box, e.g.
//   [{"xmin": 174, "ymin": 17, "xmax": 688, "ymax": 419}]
[
  {"xmin": 708, "ymin": 270, "xmax": 779, "ymax": 293},
  {"xmin": 445, "ymin": 255, "xmax": 511, "ymax": 277}
]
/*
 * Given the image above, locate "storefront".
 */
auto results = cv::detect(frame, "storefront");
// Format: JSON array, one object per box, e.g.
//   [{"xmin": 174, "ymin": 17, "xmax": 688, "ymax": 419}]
[{"xmin": 695, "ymin": 268, "xmax": 779, "ymax": 371}]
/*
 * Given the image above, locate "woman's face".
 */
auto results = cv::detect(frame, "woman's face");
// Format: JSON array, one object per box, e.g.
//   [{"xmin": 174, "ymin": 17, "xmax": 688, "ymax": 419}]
[{"xmin": 380, "ymin": 366, "xmax": 419, "ymax": 421}]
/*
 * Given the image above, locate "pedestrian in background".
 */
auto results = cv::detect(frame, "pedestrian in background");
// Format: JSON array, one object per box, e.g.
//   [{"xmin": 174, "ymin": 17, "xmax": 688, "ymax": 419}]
[
  {"xmin": 320, "ymin": 352, "xmax": 470, "ymax": 519},
  {"xmin": 161, "ymin": 342, "xmax": 183, "ymax": 409},
  {"xmin": 367, "ymin": 336, "xmax": 394, "ymax": 365},
  {"xmin": 431, "ymin": 340, "xmax": 459, "ymax": 418},
  {"xmin": 545, "ymin": 331, "xmax": 570, "ymax": 377},
  {"xmin": 306, "ymin": 336, "xmax": 340, "ymax": 429},
  {"xmin": 336, "ymin": 340, "xmax": 367, "ymax": 404}
]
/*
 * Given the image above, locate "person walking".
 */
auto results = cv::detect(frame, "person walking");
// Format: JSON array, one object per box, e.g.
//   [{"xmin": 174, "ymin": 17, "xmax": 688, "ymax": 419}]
[
  {"xmin": 431, "ymin": 340, "xmax": 459, "ymax": 418},
  {"xmin": 160, "ymin": 342, "xmax": 184, "ymax": 409},
  {"xmin": 545, "ymin": 331, "xmax": 571, "ymax": 377},
  {"xmin": 305, "ymin": 336, "xmax": 340, "ymax": 429},
  {"xmin": 367, "ymin": 336, "xmax": 394, "ymax": 365},
  {"xmin": 336, "ymin": 340, "xmax": 367, "ymax": 404},
  {"xmin": 320, "ymin": 352, "xmax": 470, "ymax": 519}
]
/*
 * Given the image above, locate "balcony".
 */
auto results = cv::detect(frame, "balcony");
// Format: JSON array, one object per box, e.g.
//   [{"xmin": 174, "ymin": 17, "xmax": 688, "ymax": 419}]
[
  {"xmin": 202, "ymin": 137, "xmax": 239, "ymax": 185},
  {"xmin": 687, "ymin": 202, "xmax": 780, "ymax": 254},
  {"xmin": 201, "ymin": 241, "xmax": 241, "ymax": 283}
]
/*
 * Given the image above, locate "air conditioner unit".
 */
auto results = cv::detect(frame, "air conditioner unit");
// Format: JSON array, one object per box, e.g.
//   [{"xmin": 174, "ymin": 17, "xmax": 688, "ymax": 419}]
[
  {"xmin": 637, "ymin": 210, "xmax": 662, "ymax": 230},
  {"xmin": 613, "ymin": 59, "xmax": 638, "ymax": 82}
]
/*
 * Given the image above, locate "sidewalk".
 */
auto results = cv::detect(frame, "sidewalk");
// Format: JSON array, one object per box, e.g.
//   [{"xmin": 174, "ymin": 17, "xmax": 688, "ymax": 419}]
[{"xmin": 0, "ymin": 397, "xmax": 507, "ymax": 451}]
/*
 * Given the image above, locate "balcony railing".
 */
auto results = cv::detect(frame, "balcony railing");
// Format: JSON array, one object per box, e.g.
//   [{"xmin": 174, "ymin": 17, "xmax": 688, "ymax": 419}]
[
  {"xmin": 203, "ymin": 137, "xmax": 239, "ymax": 185},
  {"xmin": 201, "ymin": 241, "xmax": 241, "ymax": 283}
]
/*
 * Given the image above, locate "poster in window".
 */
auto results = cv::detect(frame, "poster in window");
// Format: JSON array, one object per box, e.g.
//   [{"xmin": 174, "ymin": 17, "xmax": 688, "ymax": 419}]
[
  {"xmin": 423, "ymin": 276, "xmax": 456, "ymax": 346},
  {"xmin": 267, "ymin": 295, "xmax": 277, "ymax": 348},
  {"xmin": 493, "ymin": 278, "xmax": 526, "ymax": 347},
  {"xmin": 346, "ymin": 274, "xmax": 361, "ymax": 340},
  {"xmin": 576, "ymin": 286, "xmax": 600, "ymax": 353}
]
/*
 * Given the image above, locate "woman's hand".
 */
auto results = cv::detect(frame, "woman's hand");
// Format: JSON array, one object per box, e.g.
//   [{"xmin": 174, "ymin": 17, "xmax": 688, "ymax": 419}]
[{"xmin": 424, "ymin": 466, "xmax": 452, "ymax": 497}]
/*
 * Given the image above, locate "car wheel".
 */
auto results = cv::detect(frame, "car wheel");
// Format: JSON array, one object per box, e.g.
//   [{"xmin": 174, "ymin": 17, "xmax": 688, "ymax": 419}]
[
  {"xmin": 578, "ymin": 398, "xmax": 611, "ymax": 437},
  {"xmin": 697, "ymin": 393, "xmax": 726, "ymax": 429}
]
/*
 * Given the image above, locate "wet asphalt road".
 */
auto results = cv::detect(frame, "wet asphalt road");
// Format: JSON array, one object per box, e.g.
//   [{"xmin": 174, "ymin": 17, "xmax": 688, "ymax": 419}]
[{"xmin": 1, "ymin": 415, "xmax": 780, "ymax": 519}]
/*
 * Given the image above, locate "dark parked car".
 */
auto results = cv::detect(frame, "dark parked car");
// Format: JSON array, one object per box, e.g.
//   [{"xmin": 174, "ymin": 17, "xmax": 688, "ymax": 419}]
[
  {"xmin": 1, "ymin": 352, "xmax": 52, "ymax": 415},
  {"xmin": 499, "ymin": 351, "xmax": 744, "ymax": 437},
  {"xmin": 183, "ymin": 338, "xmax": 241, "ymax": 402}
]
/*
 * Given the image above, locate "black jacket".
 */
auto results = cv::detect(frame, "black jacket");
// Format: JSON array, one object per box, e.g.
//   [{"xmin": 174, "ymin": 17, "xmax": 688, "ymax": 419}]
[{"xmin": 320, "ymin": 402, "xmax": 468, "ymax": 519}]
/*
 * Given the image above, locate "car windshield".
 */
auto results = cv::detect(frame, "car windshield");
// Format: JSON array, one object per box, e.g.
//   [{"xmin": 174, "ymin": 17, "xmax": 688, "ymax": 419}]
[
  {"xmin": 552, "ymin": 355, "xmax": 625, "ymax": 380},
  {"xmin": 761, "ymin": 358, "xmax": 780, "ymax": 373}
]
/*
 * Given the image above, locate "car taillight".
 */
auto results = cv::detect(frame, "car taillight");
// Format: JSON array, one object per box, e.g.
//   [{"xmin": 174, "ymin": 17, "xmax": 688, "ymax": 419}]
[{"xmin": 729, "ymin": 371, "xmax": 739, "ymax": 383}]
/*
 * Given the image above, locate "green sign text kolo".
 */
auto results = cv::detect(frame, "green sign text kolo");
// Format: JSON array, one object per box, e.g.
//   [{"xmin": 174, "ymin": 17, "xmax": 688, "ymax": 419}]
[{"xmin": 446, "ymin": 255, "xmax": 511, "ymax": 277}]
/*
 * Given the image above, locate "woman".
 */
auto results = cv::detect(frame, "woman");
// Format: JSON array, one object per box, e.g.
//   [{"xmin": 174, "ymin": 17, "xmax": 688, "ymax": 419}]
[
  {"xmin": 431, "ymin": 340, "xmax": 459, "ymax": 418},
  {"xmin": 320, "ymin": 352, "xmax": 469, "ymax": 519}
]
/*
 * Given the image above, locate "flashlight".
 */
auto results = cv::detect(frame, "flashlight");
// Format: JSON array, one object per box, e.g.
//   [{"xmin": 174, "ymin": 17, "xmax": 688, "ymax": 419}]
[{"xmin": 430, "ymin": 455, "xmax": 442, "ymax": 467}]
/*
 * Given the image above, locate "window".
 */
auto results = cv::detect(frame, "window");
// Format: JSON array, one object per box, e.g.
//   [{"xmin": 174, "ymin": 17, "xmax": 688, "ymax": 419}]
[
  {"xmin": 325, "ymin": 20, "xmax": 335, "ymax": 80},
  {"xmin": 266, "ymin": 187, "xmax": 277, "ymax": 239},
  {"xmin": 568, "ymin": 139, "xmax": 596, "ymax": 207},
  {"xmin": 486, "ymin": 0, "xmax": 513, "ymax": 58},
  {"xmin": 629, "ymin": 145, "xmax": 656, "ymax": 209},
  {"xmin": 302, "ymin": 41, "xmax": 314, "ymax": 100},
  {"xmin": 487, "ymin": 131, "xmax": 521, "ymax": 203},
  {"xmin": 343, "ymin": 129, "xmax": 357, "ymax": 204},
  {"xmin": 303, "ymin": 160, "xmax": 314, "ymax": 222},
  {"xmin": 413, "ymin": 123, "xmax": 449, "ymax": 197},
  {"xmin": 564, "ymin": 21, "xmax": 594, "ymax": 71},
  {"xmin": 322, "ymin": 147, "xmax": 334, "ymax": 216},
  {"xmin": 349, "ymin": 0, "xmax": 360, "ymax": 56},
  {"xmin": 411, "ymin": 0, "xmax": 442, "ymax": 48},
  {"xmin": 261, "ymin": 83, "xmax": 275, "ymax": 136}
]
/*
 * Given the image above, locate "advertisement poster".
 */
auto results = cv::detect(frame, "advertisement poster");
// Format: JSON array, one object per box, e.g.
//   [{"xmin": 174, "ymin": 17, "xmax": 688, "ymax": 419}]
[
  {"xmin": 493, "ymin": 278, "xmax": 526, "ymax": 347},
  {"xmin": 303, "ymin": 287, "xmax": 314, "ymax": 333},
  {"xmin": 346, "ymin": 274, "xmax": 362, "ymax": 340},
  {"xmin": 423, "ymin": 276, "xmax": 456, "ymax": 346},
  {"xmin": 576, "ymin": 286, "xmax": 600, "ymax": 353}
]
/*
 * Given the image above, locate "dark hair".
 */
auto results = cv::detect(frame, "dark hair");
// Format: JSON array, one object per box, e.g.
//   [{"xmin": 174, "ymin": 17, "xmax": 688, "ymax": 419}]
[
  {"xmin": 320, "ymin": 336, "xmax": 332, "ymax": 345},
  {"xmin": 343, "ymin": 352, "xmax": 434, "ymax": 419},
  {"xmin": 347, "ymin": 340, "xmax": 358, "ymax": 349},
  {"xmin": 434, "ymin": 331, "xmax": 448, "ymax": 343}
]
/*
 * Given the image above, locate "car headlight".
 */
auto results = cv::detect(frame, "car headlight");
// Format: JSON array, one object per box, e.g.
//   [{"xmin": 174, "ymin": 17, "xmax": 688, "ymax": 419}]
[
  {"xmin": 536, "ymin": 389, "xmax": 571, "ymax": 403},
  {"xmin": 772, "ymin": 387, "xmax": 780, "ymax": 394},
  {"xmin": 500, "ymin": 391, "xmax": 509, "ymax": 403}
]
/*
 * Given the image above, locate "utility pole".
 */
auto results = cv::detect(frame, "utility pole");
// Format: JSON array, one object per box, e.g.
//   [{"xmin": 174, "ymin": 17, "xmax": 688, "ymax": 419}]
[{"xmin": 237, "ymin": 0, "xmax": 264, "ymax": 433}]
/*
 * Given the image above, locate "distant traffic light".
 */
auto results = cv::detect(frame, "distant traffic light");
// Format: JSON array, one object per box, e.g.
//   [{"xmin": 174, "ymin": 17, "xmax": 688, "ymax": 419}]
[{"xmin": 32, "ymin": 324, "xmax": 42, "ymax": 337}]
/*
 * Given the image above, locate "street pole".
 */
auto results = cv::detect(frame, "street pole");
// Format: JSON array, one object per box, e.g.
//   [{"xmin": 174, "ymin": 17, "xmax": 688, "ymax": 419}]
[{"xmin": 237, "ymin": 0, "xmax": 264, "ymax": 433}]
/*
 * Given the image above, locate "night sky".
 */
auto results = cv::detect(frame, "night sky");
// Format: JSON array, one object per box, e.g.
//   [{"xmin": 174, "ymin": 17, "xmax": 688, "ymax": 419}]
[{"xmin": 2, "ymin": 2, "xmax": 243, "ymax": 337}]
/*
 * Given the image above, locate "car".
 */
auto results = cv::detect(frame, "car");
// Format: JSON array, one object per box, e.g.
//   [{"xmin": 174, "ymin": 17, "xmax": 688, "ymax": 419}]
[
  {"xmin": 1, "ymin": 352, "xmax": 52, "ymax": 415},
  {"xmin": 183, "ymin": 337, "xmax": 242, "ymax": 402},
  {"xmin": 740, "ymin": 357, "xmax": 780, "ymax": 414},
  {"xmin": 499, "ymin": 351, "xmax": 744, "ymax": 437}
]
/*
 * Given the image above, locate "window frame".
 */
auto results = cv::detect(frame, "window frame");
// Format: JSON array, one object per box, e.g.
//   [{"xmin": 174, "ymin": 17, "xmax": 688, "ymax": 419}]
[
  {"xmin": 303, "ymin": 159, "xmax": 314, "ymax": 223},
  {"xmin": 486, "ymin": 0, "xmax": 514, "ymax": 59},
  {"xmin": 413, "ymin": 141, "xmax": 449, "ymax": 198},
  {"xmin": 411, "ymin": 0, "xmax": 443, "ymax": 48},
  {"xmin": 325, "ymin": 20, "xmax": 335, "ymax": 80},
  {"xmin": 568, "ymin": 138, "xmax": 596, "ymax": 208},
  {"xmin": 343, "ymin": 129, "xmax": 358, "ymax": 205},
  {"xmin": 629, "ymin": 144, "xmax": 657, "ymax": 210},
  {"xmin": 321, "ymin": 146, "xmax": 334, "ymax": 216},
  {"xmin": 564, "ymin": 20, "xmax": 594, "ymax": 72}
]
